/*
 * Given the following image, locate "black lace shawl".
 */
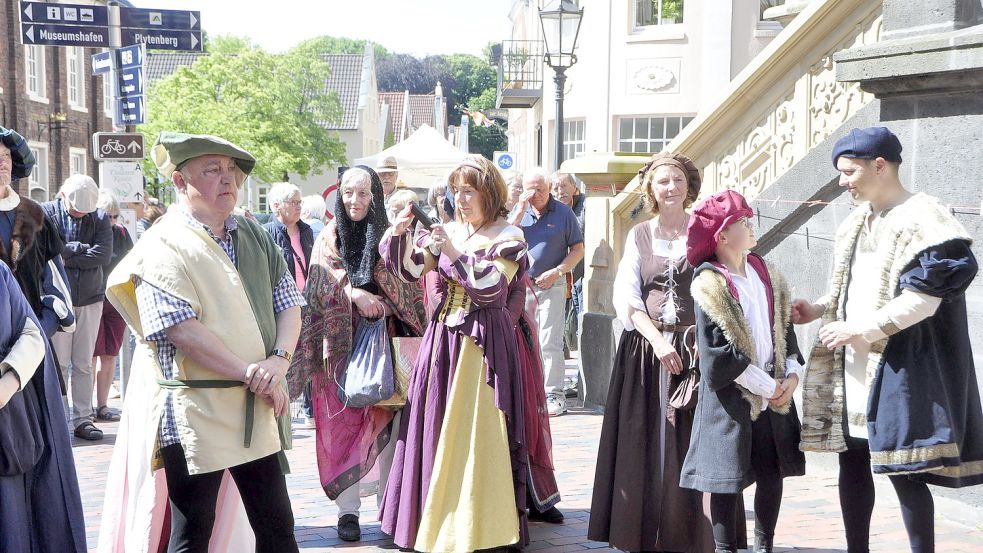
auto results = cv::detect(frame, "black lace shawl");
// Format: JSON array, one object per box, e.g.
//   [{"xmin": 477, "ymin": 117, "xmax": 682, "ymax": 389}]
[{"xmin": 334, "ymin": 165, "xmax": 390, "ymax": 288}]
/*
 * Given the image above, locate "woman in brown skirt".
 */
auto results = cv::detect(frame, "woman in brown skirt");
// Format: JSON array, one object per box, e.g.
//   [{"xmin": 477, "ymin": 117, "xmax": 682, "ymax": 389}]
[{"xmin": 588, "ymin": 152, "xmax": 744, "ymax": 552}]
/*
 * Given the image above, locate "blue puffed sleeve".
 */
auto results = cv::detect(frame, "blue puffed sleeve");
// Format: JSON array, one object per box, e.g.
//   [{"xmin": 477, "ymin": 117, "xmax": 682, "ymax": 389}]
[{"xmin": 899, "ymin": 239, "xmax": 978, "ymax": 299}]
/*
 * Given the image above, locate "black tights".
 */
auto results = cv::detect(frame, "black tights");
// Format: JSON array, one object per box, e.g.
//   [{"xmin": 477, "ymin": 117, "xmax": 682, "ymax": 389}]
[
  {"xmin": 838, "ymin": 437, "xmax": 935, "ymax": 553},
  {"xmin": 160, "ymin": 444, "xmax": 299, "ymax": 553},
  {"xmin": 709, "ymin": 414, "xmax": 784, "ymax": 550}
]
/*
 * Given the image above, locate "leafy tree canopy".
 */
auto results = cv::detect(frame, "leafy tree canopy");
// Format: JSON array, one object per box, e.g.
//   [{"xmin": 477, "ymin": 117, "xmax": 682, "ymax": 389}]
[
  {"xmin": 141, "ymin": 35, "xmax": 346, "ymax": 183},
  {"xmin": 293, "ymin": 36, "xmax": 389, "ymax": 59}
]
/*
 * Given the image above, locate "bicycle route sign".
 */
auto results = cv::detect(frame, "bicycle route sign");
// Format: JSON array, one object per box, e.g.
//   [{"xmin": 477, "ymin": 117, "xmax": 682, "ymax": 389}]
[{"xmin": 93, "ymin": 132, "xmax": 145, "ymax": 161}]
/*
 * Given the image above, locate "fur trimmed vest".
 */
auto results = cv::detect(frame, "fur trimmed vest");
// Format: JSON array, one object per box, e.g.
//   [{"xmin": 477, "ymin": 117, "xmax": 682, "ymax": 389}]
[
  {"xmin": 690, "ymin": 255, "xmax": 793, "ymax": 419},
  {"xmin": 679, "ymin": 256, "xmax": 805, "ymax": 494}
]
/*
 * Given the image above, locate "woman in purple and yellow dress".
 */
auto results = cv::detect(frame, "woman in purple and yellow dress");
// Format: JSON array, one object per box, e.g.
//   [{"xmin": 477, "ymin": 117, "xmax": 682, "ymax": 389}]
[{"xmin": 379, "ymin": 155, "xmax": 529, "ymax": 552}]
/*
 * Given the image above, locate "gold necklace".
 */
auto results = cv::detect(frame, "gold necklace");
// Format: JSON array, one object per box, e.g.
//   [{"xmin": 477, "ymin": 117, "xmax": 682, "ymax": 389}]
[{"xmin": 655, "ymin": 218, "xmax": 685, "ymax": 241}]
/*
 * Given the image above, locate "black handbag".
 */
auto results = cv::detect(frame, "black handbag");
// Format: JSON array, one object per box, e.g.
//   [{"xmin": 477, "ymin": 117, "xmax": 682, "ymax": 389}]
[{"xmin": 668, "ymin": 326, "xmax": 700, "ymax": 411}]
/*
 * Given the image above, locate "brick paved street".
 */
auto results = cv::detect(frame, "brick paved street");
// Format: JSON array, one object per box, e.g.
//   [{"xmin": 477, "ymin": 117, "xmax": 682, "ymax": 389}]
[{"xmin": 77, "ymin": 393, "xmax": 983, "ymax": 552}]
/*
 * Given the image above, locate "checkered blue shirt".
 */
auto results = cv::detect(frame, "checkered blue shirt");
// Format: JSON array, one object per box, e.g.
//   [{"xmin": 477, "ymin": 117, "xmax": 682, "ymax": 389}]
[{"xmin": 135, "ymin": 209, "xmax": 305, "ymax": 447}]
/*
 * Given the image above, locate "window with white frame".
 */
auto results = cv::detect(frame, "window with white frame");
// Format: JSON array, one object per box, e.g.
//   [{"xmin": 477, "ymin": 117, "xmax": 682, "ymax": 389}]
[
  {"xmin": 563, "ymin": 119, "xmax": 586, "ymax": 161},
  {"xmin": 257, "ymin": 186, "xmax": 270, "ymax": 213},
  {"xmin": 103, "ymin": 73, "xmax": 113, "ymax": 117},
  {"xmin": 635, "ymin": 0, "xmax": 685, "ymax": 26},
  {"xmin": 67, "ymin": 47, "xmax": 86, "ymax": 110},
  {"xmin": 617, "ymin": 115, "xmax": 695, "ymax": 153},
  {"xmin": 28, "ymin": 142, "xmax": 49, "ymax": 202},
  {"xmin": 70, "ymin": 148, "xmax": 87, "ymax": 176},
  {"xmin": 25, "ymin": 46, "xmax": 47, "ymax": 100}
]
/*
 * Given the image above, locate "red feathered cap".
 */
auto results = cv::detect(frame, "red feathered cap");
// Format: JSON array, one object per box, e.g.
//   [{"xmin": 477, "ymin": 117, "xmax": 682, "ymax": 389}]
[{"xmin": 686, "ymin": 189, "xmax": 753, "ymax": 266}]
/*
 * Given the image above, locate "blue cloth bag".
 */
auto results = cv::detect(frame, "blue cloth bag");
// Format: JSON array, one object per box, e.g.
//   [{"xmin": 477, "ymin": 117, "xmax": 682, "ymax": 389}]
[{"xmin": 337, "ymin": 317, "xmax": 395, "ymax": 407}]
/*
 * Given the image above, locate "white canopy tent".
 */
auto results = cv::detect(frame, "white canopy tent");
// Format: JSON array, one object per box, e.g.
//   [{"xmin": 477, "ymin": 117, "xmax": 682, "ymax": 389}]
[{"xmin": 354, "ymin": 124, "xmax": 468, "ymax": 192}]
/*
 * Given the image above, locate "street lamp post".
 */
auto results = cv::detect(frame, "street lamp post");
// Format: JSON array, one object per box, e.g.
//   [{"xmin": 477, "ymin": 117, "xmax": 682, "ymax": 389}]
[{"xmin": 539, "ymin": 0, "xmax": 583, "ymax": 171}]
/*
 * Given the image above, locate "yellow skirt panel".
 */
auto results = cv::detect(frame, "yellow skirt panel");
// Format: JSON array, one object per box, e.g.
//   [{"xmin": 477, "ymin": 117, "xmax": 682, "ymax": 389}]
[{"xmin": 415, "ymin": 336, "xmax": 519, "ymax": 552}]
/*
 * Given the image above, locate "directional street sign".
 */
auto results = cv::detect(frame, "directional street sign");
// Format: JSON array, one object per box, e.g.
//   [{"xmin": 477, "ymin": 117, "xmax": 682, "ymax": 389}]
[
  {"xmin": 91, "ymin": 51, "xmax": 111, "ymax": 75},
  {"xmin": 121, "ymin": 28, "xmax": 202, "ymax": 51},
  {"xmin": 20, "ymin": 1, "xmax": 108, "ymax": 26},
  {"xmin": 114, "ymin": 43, "xmax": 145, "ymax": 70},
  {"xmin": 93, "ymin": 133, "xmax": 145, "ymax": 162},
  {"xmin": 99, "ymin": 161, "xmax": 145, "ymax": 203},
  {"xmin": 119, "ymin": 7, "xmax": 201, "ymax": 30},
  {"xmin": 114, "ymin": 96, "xmax": 145, "ymax": 126},
  {"xmin": 22, "ymin": 23, "xmax": 109, "ymax": 47},
  {"xmin": 115, "ymin": 67, "xmax": 144, "ymax": 97}
]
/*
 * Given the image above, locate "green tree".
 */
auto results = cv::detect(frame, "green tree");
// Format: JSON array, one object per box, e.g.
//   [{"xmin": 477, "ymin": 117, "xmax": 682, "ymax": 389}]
[
  {"xmin": 293, "ymin": 36, "xmax": 388, "ymax": 59},
  {"xmin": 140, "ymin": 36, "xmax": 346, "ymax": 184},
  {"xmin": 442, "ymin": 54, "xmax": 496, "ymax": 117}
]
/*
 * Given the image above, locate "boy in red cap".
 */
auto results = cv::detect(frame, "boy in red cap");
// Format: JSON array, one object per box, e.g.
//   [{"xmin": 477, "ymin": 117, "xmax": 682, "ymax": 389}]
[{"xmin": 679, "ymin": 189, "xmax": 805, "ymax": 553}]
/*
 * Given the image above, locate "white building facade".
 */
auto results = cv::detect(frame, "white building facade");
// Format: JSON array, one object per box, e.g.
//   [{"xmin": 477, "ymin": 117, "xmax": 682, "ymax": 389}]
[{"xmin": 501, "ymin": 0, "xmax": 785, "ymax": 171}]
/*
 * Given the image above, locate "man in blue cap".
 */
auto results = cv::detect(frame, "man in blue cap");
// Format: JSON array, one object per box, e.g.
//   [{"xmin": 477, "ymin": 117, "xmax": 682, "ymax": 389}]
[{"xmin": 792, "ymin": 127, "xmax": 983, "ymax": 552}]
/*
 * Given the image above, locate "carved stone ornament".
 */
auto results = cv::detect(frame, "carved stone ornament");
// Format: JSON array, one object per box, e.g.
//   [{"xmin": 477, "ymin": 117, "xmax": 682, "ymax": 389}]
[{"xmin": 633, "ymin": 65, "xmax": 676, "ymax": 92}]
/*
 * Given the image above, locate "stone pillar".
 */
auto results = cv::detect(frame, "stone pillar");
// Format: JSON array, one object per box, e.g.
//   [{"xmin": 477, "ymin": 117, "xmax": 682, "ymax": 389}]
[
  {"xmin": 882, "ymin": 0, "xmax": 981, "ymax": 40},
  {"xmin": 579, "ymin": 189, "xmax": 618, "ymax": 410},
  {"xmin": 834, "ymin": 0, "xmax": 983, "ymax": 405}
]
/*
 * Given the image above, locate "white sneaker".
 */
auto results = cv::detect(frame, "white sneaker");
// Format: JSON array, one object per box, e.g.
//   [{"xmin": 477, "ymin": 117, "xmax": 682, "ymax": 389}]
[
  {"xmin": 546, "ymin": 393, "xmax": 567, "ymax": 417},
  {"xmin": 303, "ymin": 417, "xmax": 315, "ymax": 429}
]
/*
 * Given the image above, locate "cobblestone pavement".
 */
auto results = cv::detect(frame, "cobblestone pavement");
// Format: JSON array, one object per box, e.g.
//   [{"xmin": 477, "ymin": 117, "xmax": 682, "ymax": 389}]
[{"xmin": 77, "ymin": 396, "xmax": 983, "ymax": 552}]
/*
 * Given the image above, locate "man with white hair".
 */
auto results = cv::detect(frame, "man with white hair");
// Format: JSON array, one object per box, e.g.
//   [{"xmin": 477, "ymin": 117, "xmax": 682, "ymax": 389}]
[
  {"xmin": 263, "ymin": 182, "xmax": 315, "ymax": 427},
  {"xmin": 512, "ymin": 167, "xmax": 584, "ymax": 416},
  {"xmin": 300, "ymin": 194, "xmax": 326, "ymax": 237},
  {"xmin": 43, "ymin": 174, "xmax": 113, "ymax": 440},
  {"xmin": 376, "ymin": 155, "xmax": 399, "ymax": 203}
]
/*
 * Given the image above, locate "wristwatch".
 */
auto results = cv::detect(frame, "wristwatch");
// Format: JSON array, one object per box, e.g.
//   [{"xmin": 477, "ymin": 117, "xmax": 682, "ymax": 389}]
[
  {"xmin": 556, "ymin": 267, "xmax": 566, "ymax": 277},
  {"xmin": 270, "ymin": 348, "xmax": 292, "ymax": 362}
]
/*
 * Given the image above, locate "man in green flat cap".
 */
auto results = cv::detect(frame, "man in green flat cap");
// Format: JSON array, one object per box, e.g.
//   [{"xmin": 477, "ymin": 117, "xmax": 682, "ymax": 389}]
[{"xmin": 100, "ymin": 132, "xmax": 302, "ymax": 552}]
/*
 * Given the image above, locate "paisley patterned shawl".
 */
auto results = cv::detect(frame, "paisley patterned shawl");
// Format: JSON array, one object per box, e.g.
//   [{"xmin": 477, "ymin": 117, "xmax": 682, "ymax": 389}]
[{"xmin": 287, "ymin": 220, "xmax": 425, "ymax": 398}]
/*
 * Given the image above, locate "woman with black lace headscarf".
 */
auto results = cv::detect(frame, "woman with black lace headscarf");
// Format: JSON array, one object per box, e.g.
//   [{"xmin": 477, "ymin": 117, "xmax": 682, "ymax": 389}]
[{"xmin": 288, "ymin": 166, "xmax": 425, "ymax": 543}]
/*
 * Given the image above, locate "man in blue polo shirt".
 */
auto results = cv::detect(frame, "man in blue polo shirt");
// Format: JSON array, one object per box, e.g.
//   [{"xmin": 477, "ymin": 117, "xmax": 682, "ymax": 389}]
[{"xmin": 511, "ymin": 168, "xmax": 584, "ymax": 416}]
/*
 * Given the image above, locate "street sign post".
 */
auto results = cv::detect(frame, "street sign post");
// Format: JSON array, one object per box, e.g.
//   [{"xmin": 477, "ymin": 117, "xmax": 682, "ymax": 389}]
[
  {"xmin": 20, "ymin": 1, "xmax": 110, "ymax": 47},
  {"xmin": 119, "ymin": 7, "xmax": 200, "ymax": 30},
  {"xmin": 116, "ymin": 67, "xmax": 144, "ymax": 96},
  {"xmin": 99, "ymin": 162, "xmax": 145, "ymax": 203},
  {"xmin": 91, "ymin": 50, "xmax": 111, "ymax": 75},
  {"xmin": 493, "ymin": 151, "xmax": 517, "ymax": 172},
  {"xmin": 114, "ymin": 43, "xmax": 145, "ymax": 69},
  {"xmin": 21, "ymin": 23, "xmax": 109, "ymax": 47},
  {"xmin": 93, "ymin": 133, "xmax": 146, "ymax": 162},
  {"xmin": 121, "ymin": 28, "xmax": 201, "ymax": 51},
  {"xmin": 114, "ymin": 96, "xmax": 145, "ymax": 126},
  {"xmin": 20, "ymin": 1, "xmax": 108, "ymax": 26}
]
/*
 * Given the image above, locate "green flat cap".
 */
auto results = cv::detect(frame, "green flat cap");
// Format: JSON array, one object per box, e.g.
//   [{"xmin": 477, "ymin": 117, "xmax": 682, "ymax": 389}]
[{"xmin": 152, "ymin": 131, "xmax": 256, "ymax": 177}]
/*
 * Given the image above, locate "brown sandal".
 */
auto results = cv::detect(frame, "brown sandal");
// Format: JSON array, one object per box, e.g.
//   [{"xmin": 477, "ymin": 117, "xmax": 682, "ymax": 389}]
[
  {"xmin": 96, "ymin": 405, "xmax": 121, "ymax": 421},
  {"xmin": 74, "ymin": 421, "xmax": 103, "ymax": 441}
]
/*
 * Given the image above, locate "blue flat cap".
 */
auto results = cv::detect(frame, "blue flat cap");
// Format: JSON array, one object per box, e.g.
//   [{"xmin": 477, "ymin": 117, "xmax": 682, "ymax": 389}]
[
  {"xmin": 831, "ymin": 127, "xmax": 903, "ymax": 168},
  {"xmin": 0, "ymin": 126, "xmax": 36, "ymax": 179}
]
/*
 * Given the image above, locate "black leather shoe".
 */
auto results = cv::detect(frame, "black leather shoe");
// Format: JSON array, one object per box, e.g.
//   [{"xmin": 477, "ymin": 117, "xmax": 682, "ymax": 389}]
[
  {"xmin": 528, "ymin": 505, "xmax": 564, "ymax": 524},
  {"xmin": 754, "ymin": 531, "xmax": 774, "ymax": 553},
  {"xmin": 337, "ymin": 514, "xmax": 361, "ymax": 542}
]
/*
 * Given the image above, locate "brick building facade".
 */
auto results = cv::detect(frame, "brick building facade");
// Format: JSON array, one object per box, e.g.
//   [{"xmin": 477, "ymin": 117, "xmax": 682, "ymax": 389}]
[{"xmin": 1, "ymin": 0, "xmax": 120, "ymax": 201}]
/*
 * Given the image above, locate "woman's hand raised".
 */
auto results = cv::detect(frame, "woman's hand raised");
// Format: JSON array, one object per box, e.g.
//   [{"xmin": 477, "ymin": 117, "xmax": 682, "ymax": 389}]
[
  {"xmin": 430, "ymin": 224, "xmax": 461, "ymax": 262},
  {"xmin": 391, "ymin": 204, "xmax": 415, "ymax": 236}
]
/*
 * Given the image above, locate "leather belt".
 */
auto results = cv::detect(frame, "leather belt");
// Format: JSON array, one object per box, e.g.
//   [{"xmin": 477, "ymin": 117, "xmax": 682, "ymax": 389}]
[{"xmin": 653, "ymin": 321, "xmax": 693, "ymax": 333}]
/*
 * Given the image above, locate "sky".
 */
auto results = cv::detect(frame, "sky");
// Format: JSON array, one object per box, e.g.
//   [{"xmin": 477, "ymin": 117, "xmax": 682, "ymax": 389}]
[{"xmin": 130, "ymin": 0, "xmax": 515, "ymax": 57}]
